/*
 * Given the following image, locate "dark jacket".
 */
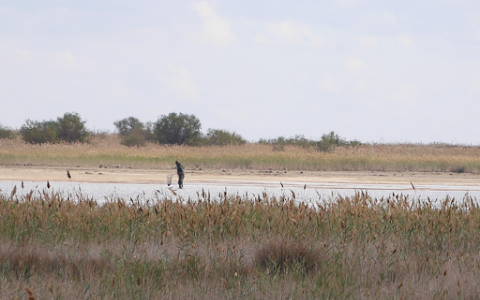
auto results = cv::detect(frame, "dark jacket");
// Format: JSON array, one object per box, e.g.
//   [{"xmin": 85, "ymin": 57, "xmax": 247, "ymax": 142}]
[{"xmin": 176, "ymin": 161, "xmax": 185, "ymax": 176}]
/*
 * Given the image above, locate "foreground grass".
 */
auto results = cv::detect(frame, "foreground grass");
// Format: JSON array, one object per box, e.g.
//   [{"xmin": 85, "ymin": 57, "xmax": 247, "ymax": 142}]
[
  {"xmin": 1, "ymin": 188, "xmax": 480, "ymax": 299},
  {"xmin": 1, "ymin": 135, "xmax": 480, "ymax": 173}
]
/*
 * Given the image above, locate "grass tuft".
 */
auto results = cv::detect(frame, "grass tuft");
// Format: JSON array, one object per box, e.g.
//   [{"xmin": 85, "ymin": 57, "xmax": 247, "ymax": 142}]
[{"xmin": 255, "ymin": 238, "xmax": 322, "ymax": 275}]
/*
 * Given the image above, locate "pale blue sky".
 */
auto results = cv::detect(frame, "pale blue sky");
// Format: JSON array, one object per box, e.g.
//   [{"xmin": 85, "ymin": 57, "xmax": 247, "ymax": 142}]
[{"xmin": 1, "ymin": 1, "xmax": 480, "ymax": 143}]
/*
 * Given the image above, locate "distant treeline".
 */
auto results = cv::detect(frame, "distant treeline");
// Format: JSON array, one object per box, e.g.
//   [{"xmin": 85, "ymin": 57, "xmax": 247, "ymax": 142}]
[
  {"xmin": 0, "ymin": 112, "xmax": 359, "ymax": 151},
  {"xmin": 258, "ymin": 132, "xmax": 361, "ymax": 152}
]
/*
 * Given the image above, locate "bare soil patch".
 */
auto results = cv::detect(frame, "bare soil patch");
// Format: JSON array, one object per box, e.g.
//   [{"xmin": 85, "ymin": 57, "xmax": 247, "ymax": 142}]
[{"xmin": 0, "ymin": 165, "xmax": 478, "ymax": 186}]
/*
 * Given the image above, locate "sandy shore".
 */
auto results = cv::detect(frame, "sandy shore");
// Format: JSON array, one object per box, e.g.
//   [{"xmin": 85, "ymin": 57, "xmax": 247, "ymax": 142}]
[{"xmin": 0, "ymin": 165, "xmax": 479, "ymax": 186}]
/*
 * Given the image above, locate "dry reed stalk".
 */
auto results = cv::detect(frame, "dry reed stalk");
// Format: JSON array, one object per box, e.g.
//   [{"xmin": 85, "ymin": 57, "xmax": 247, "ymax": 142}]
[
  {"xmin": 25, "ymin": 287, "xmax": 36, "ymax": 300},
  {"xmin": 2, "ymin": 189, "xmax": 480, "ymax": 298},
  {"xmin": 2, "ymin": 136, "xmax": 480, "ymax": 172}
]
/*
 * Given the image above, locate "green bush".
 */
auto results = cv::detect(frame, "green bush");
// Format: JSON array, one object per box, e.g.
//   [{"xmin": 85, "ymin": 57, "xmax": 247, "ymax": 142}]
[
  {"xmin": 144, "ymin": 122, "xmax": 156, "ymax": 141},
  {"xmin": 114, "ymin": 117, "xmax": 144, "ymax": 136},
  {"xmin": 20, "ymin": 112, "xmax": 89, "ymax": 144},
  {"xmin": 259, "ymin": 133, "xmax": 361, "ymax": 152},
  {"xmin": 120, "ymin": 128, "xmax": 147, "ymax": 147},
  {"xmin": 153, "ymin": 113, "xmax": 202, "ymax": 145},
  {"xmin": 57, "ymin": 112, "xmax": 89, "ymax": 143},
  {"xmin": 259, "ymin": 135, "xmax": 316, "ymax": 149},
  {"xmin": 316, "ymin": 131, "xmax": 344, "ymax": 152},
  {"xmin": 316, "ymin": 131, "xmax": 361, "ymax": 152},
  {"xmin": 205, "ymin": 129, "xmax": 246, "ymax": 146},
  {"xmin": 20, "ymin": 120, "xmax": 58, "ymax": 144},
  {"xmin": 259, "ymin": 135, "xmax": 316, "ymax": 151},
  {"xmin": 90, "ymin": 129, "xmax": 110, "ymax": 140},
  {"xmin": 114, "ymin": 117, "xmax": 149, "ymax": 147},
  {"xmin": 0, "ymin": 124, "xmax": 15, "ymax": 139},
  {"xmin": 272, "ymin": 137, "xmax": 286, "ymax": 151}
]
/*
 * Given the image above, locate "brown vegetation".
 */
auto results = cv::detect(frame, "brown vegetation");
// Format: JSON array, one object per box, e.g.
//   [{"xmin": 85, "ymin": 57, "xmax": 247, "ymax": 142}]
[
  {"xmin": 1, "ymin": 187, "xmax": 480, "ymax": 299},
  {"xmin": 1, "ymin": 135, "xmax": 480, "ymax": 173}
]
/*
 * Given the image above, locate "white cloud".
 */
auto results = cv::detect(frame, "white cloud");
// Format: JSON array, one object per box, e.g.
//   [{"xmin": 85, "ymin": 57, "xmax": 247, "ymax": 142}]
[
  {"xmin": 253, "ymin": 33, "xmax": 269, "ymax": 44},
  {"xmin": 398, "ymin": 34, "xmax": 413, "ymax": 46},
  {"xmin": 344, "ymin": 57, "xmax": 366, "ymax": 76},
  {"xmin": 0, "ymin": 42, "xmax": 34, "ymax": 64},
  {"xmin": 358, "ymin": 36, "xmax": 378, "ymax": 47},
  {"xmin": 193, "ymin": 1, "xmax": 236, "ymax": 46},
  {"xmin": 318, "ymin": 77, "xmax": 339, "ymax": 93},
  {"xmin": 389, "ymin": 83, "xmax": 417, "ymax": 106},
  {"xmin": 55, "ymin": 52, "xmax": 76, "ymax": 71},
  {"xmin": 264, "ymin": 21, "xmax": 323, "ymax": 46},
  {"xmin": 168, "ymin": 67, "xmax": 198, "ymax": 100},
  {"xmin": 381, "ymin": 12, "xmax": 397, "ymax": 24},
  {"xmin": 354, "ymin": 81, "xmax": 367, "ymax": 92},
  {"xmin": 16, "ymin": 48, "xmax": 33, "ymax": 61},
  {"xmin": 470, "ymin": 80, "xmax": 480, "ymax": 97},
  {"xmin": 268, "ymin": 22, "xmax": 302, "ymax": 44}
]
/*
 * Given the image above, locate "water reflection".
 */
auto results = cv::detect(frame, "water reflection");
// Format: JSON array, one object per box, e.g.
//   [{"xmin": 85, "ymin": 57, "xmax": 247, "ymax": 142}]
[{"xmin": 0, "ymin": 180, "xmax": 479, "ymax": 205}]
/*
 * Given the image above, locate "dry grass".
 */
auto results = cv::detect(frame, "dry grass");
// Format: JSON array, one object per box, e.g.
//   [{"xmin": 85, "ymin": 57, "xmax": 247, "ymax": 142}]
[
  {"xmin": 1, "ymin": 136, "xmax": 480, "ymax": 173},
  {"xmin": 1, "ymin": 187, "xmax": 480, "ymax": 299},
  {"xmin": 255, "ymin": 238, "xmax": 323, "ymax": 275}
]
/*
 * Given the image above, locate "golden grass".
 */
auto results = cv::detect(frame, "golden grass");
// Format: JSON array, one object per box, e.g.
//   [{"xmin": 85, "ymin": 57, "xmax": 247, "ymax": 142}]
[
  {"xmin": 1, "ymin": 135, "xmax": 480, "ymax": 172},
  {"xmin": 1, "ymin": 188, "xmax": 480, "ymax": 299}
]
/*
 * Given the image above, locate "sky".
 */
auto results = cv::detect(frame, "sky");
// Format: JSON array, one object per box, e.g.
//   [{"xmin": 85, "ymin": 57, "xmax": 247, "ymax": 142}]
[{"xmin": 1, "ymin": 0, "xmax": 480, "ymax": 144}]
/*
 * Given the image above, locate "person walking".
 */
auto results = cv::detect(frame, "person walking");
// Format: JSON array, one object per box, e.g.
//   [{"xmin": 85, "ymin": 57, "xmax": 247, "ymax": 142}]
[{"xmin": 175, "ymin": 161, "xmax": 185, "ymax": 189}]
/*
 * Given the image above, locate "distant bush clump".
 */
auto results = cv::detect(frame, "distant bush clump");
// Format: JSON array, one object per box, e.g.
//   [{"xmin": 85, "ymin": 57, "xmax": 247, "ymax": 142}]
[
  {"xmin": 259, "ymin": 132, "xmax": 361, "ymax": 152},
  {"xmin": 114, "ymin": 117, "xmax": 151, "ymax": 147},
  {"xmin": 114, "ymin": 115, "xmax": 247, "ymax": 147},
  {"xmin": 153, "ymin": 113, "xmax": 202, "ymax": 146},
  {"xmin": 316, "ymin": 131, "xmax": 361, "ymax": 152},
  {"xmin": 21, "ymin": 120, "xmax": 58, "ymax": 144},
  {"xmin": 203, "ymin": 129, "xmax": 246, "ymax": 146},
  {"xmin": 0, "ymin": 124, "xmax": 15, "ymax": 139},
  {"xmin": 20, "ymin": 112, "xmax": 89, "ymax": 144},
  {"xmin": 259, "ymin": 135, "xmax": 315, "ymax": 151},
  {"xmin": 57, "ymin": 112, "xmax": 89, "ymax": 143},
  {"xmin": 259, "ymin": 135, "xmax": 316, "ymax": 150},
  {"xmin": 114, "ymin": 117, "xmax": 145, "ymax": 136}
]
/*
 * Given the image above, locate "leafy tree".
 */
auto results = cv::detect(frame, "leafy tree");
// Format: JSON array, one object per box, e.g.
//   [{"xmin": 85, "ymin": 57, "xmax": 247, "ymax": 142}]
[
  {"xmin": 144, "ymin": 121, "xmax": 156, "ymax": 141},
  {"xmin": 120, "ymin": 128, "xmax": 148, "ymax": 147},
  {"xmin": 20, "ymin": 112, "xmax": 89, "ymax": 144},
  {"xmin": 205, "ymin": 129, "xmax": 246, "ymax": 146},
  {"xmin": 288, "ymin": 134, "xmax": 315, "ymax": 148},
  {"xmin": 57, "ymin": 112, "xmax": 89, "ymax": 143},
  {"xmin": 114, "ymin": 117, "xmax": 145, "ymax": 136},
  {"xmin": 316, "ymin": 131, "xmax": 352, "ymax": 152},
  {"xmin": 270, "ymin": 136, "xmax": 286, "ymax": 151},
  {"xmin": 0, "ymin": 124, "xmax": 15, "ymax": 139},
  {"xmin": 114, "ymin": 117, "xmax": 149, "ymax": 147},
  {"xmin": 153, "ymin": 113, "xmax": 202, "ymax": 145},
  {"xmin": 20, "ymin": 120, "xmax": 58, "ymax": 144}
]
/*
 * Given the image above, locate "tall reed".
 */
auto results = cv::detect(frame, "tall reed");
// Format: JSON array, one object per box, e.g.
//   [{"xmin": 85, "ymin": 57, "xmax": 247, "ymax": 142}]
[
  {"xmin": 1, "ymin": 188, "xmax": 480, "ymax": 299},
  {"xmin": 1, "ymin": 137, "xmax": 480, "ymax": 172}
]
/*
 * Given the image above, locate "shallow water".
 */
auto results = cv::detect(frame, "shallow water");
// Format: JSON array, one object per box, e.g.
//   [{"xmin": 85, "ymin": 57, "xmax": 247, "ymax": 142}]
[{"xmin": 1, "ymin": 180, "xmax": 479, "ymax": 205}]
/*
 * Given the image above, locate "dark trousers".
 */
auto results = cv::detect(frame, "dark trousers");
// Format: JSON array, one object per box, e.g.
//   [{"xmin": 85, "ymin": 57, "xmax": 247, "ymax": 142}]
[{"xmin": 178, "ymin": 174, "xmax": 185, "ymax": 188}]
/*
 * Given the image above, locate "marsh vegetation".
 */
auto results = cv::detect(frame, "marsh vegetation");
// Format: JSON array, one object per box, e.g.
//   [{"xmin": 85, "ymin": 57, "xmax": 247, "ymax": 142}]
[
  {"xmin": 3, "ymin": 111, "xmax": 479, "ymax": 174},
  {"xmin": 1, "ymin": 189, "xmax": 480, "ymax": 299},
  {"xmin": 1, "ymin": 134, "xmax": 480, "ymax": 174}
]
